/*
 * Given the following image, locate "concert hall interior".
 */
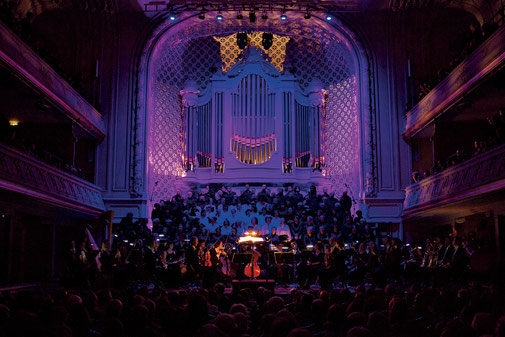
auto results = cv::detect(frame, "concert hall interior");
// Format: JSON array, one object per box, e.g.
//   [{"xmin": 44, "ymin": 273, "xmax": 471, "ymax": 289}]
[{"xmin": 1, "ymin": 0, "xmax": 505, "ymax": 336}]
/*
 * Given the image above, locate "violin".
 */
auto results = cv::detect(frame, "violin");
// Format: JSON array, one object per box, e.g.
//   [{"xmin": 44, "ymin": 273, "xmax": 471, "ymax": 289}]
[
  {"xmin": 244, "ymin": 245, "xmax": 261, "ymax": 278},
  {"xmin": 204, "ymin": 249, "xmax": 212, "ymax": 267},
  {"xmin": 201, "ymin": 233, "xmax": 212, "ymax": 268},
  {"xmin": 219, "ymin": 236, "xmax": 235, "ymax": 278}
]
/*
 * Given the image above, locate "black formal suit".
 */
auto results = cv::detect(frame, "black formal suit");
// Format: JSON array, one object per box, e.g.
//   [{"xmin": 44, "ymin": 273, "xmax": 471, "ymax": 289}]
[{"xmin": 186, "ymin": 245, "xmax": 200, "ymax": 279}]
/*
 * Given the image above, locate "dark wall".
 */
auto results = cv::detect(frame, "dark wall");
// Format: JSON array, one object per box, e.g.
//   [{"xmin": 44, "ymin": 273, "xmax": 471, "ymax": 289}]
[{"xmin": 0, "ymin": 191, "xmax": 95, "ymax": 285}]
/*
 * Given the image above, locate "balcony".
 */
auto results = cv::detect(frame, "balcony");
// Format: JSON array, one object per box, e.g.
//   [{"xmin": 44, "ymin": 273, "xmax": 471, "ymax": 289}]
[
  {"xmin": 0, "ymin": 21, "xmax": 105, "ymax": 139},
  {"xmin": 0, "ymin": 144, "xmax": 105, "ymax": 215},
  {"xmin": 403, "ymin": 143, "xmax": 505, "ymax": 217},
  {"xmin": 404, "ymin": 24, "xmax": 505, "ymax": 139}
]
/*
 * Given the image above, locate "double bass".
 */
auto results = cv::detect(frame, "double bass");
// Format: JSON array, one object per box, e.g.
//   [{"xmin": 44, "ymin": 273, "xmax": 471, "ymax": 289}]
[{"xmin": 244, "ymin": 246, "xmax": 261, "ymax": 278}]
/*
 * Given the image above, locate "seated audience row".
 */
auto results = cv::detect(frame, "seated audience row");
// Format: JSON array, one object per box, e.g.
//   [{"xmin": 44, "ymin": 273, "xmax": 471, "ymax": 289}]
[{"xmin": 412, "ymin": 107, "xmax": 505, "ymax": 183}]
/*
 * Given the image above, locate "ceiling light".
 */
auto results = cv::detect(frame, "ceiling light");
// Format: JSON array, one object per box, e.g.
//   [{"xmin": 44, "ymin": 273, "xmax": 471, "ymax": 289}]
[
  {"xmin": 249, "ymin": 12, "xmax": 256, "ymax": 23},
  {"xmin": 261, "ymin": 12, "xmax": 268, "ymax": 20},
  {"xmin": 169, "ymin": 13, "xmax": 176, "ymax": 21},
  {"xmin": 9, "ymin": 120, "xmax": 19, "ymax": 126},
  {"xmin": 198, "ymin": 12, "xmax": 205, "ymax": 20},
  {"xmin": 237, "ymin": 12, "xmax": 243, "ymax": 20},
  {"xmin": 304, "ymin": 12, "xmax": 311, "ymax": 19},
  {"xmin": 280, "ymin": 13, "xmax": 287, "ymax": 21},
  {"xmin": 216, "ymin": 12, "xmax": 223, "ymax": 21},
  {"xmin": 326, "ymin": 14, "xmax": 333, "ymax": 21}
]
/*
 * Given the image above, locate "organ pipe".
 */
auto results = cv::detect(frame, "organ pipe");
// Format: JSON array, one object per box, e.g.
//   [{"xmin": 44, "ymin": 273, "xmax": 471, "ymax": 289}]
[{"xmin": 232, "ymin": 75, "xmax": 275, "ymax": 164}]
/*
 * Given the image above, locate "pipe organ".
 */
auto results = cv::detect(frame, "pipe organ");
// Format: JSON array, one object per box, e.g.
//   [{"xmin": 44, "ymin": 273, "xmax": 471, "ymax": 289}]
[
  {"xmin": 180, "ymin": 47, "xmax": 327, "ymax": 183},
  {"xmin": 231, "ymin": 74, "xmax": 276, "ymax": 165}
]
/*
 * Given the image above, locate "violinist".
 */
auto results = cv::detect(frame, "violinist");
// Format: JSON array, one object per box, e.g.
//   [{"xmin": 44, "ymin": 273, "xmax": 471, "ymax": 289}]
[
  {"xmin": 210, "ymin": 240, "xmax": 227, "ymax": 269},
  {"xmin": 197, "ymin": 240, "xmax": 208, "ymax": 267},
  {"xmin": 200, "ymin": 242, "xmax": 214, "ymax": 289}
]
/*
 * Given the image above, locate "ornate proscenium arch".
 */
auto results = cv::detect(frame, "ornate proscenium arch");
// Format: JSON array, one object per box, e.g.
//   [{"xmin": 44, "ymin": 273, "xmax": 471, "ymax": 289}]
[{"xmin": 133, "ymin": 11, "xmax": 377, "ymax": 207}]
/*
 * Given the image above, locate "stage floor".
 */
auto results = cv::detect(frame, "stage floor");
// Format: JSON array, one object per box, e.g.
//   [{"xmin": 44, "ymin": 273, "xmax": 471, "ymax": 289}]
[
  {"xmin": 223, "ymin": 282, "xmax": 333, "ymax": 295},
  {"xmin": 224, "ymin": 285, "xmax": 296, "ymax": 295}
]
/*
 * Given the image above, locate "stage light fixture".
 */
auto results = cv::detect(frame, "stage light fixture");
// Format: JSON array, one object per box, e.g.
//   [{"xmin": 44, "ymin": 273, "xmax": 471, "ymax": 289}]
[
  {"xmin": 261, "ymin": 12, "xmax": 268, "ymax": 20},
  {"xmin": 198, "ymin": 12, "xmax": 205, "ymax": 20},
  {"xmin": 280, "ymin": 13, "xmax": 287, "ymax": 21},
  {"xmin": 262, "ymin": 32, "xmax": 273, "ymax": 50},
  {"xmin": 304, "ymin": 12, "xmax": 311, "ymax": 19},
  {"xmin": 237, "ymin": 12, "xmax": 243, "ymax": 19},
  {"xmin": 326, "ymin": 14, "xmax": 333, "ymax": 21},
  {"xmin": 236, "ymin": 32, "xmax": 248, "ymax": 49},
  {"xmin": 249, "ymin": 12, "xmax": 256, "ymax": 22},
  {"xmin": 216, "ymin": 12, "xmax": 223, "ymax": 21},
  {"xmin": 169, "ymin": 13, "xmax": 176, "ymax": 21},
  {"xmin": 9, "ymin": 120, "xmax": 19, "ymax": 126}
]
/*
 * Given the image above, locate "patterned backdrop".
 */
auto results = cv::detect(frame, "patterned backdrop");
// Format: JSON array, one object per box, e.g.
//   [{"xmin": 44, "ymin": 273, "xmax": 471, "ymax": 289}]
[{"xmin": 148, "ymin": 15, "xmax": 359, "ymax": 205}]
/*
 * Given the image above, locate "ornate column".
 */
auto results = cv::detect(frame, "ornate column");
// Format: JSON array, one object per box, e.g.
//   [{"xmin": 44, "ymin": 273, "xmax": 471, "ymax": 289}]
[
  {"xmin": 307, "ymin": 79, "xmax": 328, "ymax": 172},
  {"xmin": 179, "ymin": 81, "xmax": 199, "ymax": 173}
]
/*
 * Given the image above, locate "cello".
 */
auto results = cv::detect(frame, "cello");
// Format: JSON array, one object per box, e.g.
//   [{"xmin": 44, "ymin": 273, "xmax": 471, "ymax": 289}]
[
  {"xmin": 244, "ymin": 246, "xmax": 261, "ymax": 278},
  {"xmin": 220, "ymin": 243, "xmax": 236, "ymax": 279}
]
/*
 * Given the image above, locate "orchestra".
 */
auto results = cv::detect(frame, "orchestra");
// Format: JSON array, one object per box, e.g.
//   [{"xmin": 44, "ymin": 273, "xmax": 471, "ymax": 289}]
[
  {"xmin": 118, "ymin": 185, "xmax": 476, "ymax": 290},
  {"xmin": 150, "ymin": 213, "xmax": 383, "ymax": 289}
]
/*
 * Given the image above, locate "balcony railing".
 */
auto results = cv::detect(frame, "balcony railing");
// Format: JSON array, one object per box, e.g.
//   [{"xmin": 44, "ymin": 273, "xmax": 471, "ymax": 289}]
[
  {"xmin": 403, "ymin": 144, "xmax": 505, "ymax": 215},
  {"xmin": 0, "ymin": 144, "xmax": 105, "ymax": 214},
  {"xmin": 0, "ymin": 21, "xmax": 105, "ymax": 139},
  {"xmin": 404, "ymin": 24, "xmax": 505, "ymax": 139}
]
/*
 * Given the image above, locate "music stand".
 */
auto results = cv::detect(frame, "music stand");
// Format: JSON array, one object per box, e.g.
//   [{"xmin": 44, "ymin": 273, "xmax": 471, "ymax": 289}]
[
  {"xmin": 273, "ymin": 252, "xmax": 295, "ymax": 283},
  {"xmin": 231, "ymin": 252, "xmax": 252, "ymax": 264},
  {"xmin": 278, "ymin": 235, "xmax": 289, "ymax": 242}
]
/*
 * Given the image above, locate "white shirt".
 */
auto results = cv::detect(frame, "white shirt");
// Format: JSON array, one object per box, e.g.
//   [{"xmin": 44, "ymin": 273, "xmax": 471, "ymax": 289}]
[
  {"xmin": 271, "ymin": 216, "xmax": 283, "ymax": 228},
  {"xmin": 257, "ymin": 223, "xmax": 270, "ymax": 236},
  {"xmin": 221, "ymin": 225, "xmax": 233, "ymax": 236},
  {"xmin": 276, "ymin": 224, "xmax": 292, "ymax": 240},
  {"xmin": 199, "ymin": 215, "xmax": 209, "ymax": 228}
]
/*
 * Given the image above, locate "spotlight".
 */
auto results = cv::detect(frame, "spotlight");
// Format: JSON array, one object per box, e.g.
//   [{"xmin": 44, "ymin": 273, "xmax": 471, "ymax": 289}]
[
  {"xmin": 9, "ymin": 120, "xmax": 19, "ymax": 126},
  {"xmin": 280, "ymin": 13, "xmax": 287, "ymax": 21},
  {"xmin": 325, "ymin": 14, "xmax": 332, "ymax": 21},
  {"xmin": 261, "ymin": 12, "xmax": 268, "ymax": 20},
  {"xmin": 237, "ymin": 12, "xmax": 243, "ymax": 20},
  {"xmin": 249, "ymin": 12, "xmax": 256, "ymax": 22},
  {"xmin": 236, "ymin": 32, "xmax": 248, "ymax": 49},
  {"xmin": 198, "ymin": 12, "xmax": 205, "ymax": 20},
  {"xmin": 169, "ymin": 13, "xmax": 176, "ymax": 21},
  {"xmin": 216, "ymin": 12, "xmax": 223, "ymax": 21},
  {"xmin": 262, "ymin": 32, "xmax": 273, "ymax": 50},
  {"xmin": 304, "ymin": 12, "xmax": 311, "ymax": 19}
]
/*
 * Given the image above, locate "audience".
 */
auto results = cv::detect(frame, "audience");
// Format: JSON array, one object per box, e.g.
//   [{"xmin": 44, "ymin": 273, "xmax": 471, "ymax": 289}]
[
  {"xmin": 0, "ymin": 0, "xmax": 105, "ymax": 105},
  {"xmin": 1, "ymin": 277, "xmax": 505, "ymax": 336},
  {"xmin": 0, "ymin": 122, "xmax": 86, "ymax": 179},
  {"xmin": 412, "ymin": 107, "xmax": 505, "ymax": 183},
  {"xmin": 415, "ymin": 21, "xmax": 499, "ymax": 103}
]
